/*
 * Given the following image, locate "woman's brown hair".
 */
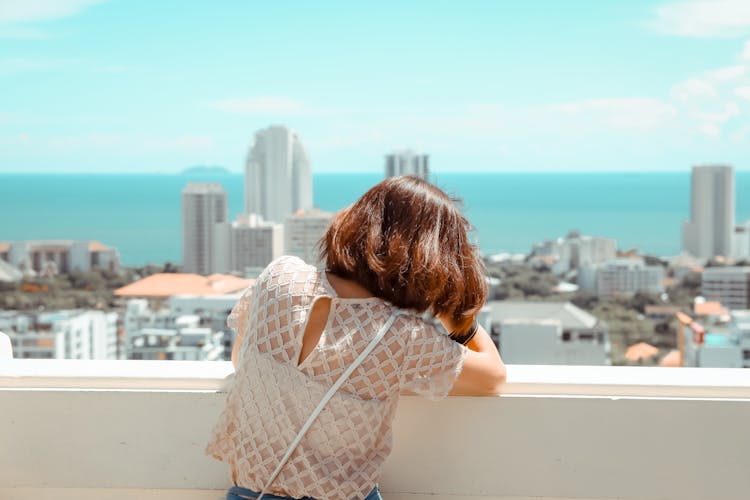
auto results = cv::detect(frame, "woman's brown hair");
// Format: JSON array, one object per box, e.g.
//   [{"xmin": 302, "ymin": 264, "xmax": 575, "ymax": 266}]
[{"xmin": 319, "ymin": 175, "xmax": 487, "ymax": 334}]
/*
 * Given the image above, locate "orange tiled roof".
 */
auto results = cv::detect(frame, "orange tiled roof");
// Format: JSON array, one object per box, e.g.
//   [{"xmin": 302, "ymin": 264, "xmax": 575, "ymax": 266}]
[
  {"xmin": 89, "ymin": 241, "xmax": 110, "ymax": 252},
  {"xmin": 625, "ymin": 342, "xmax": 659, "ymax": 362},
  {"xmin": 114, "ymin": 273, "xmax": 254, "ymax": 297},
  {"xmin": 659, "ymin": 349, "xmax": 681, "ymax": 367},
  {"xmin": 694, "ymin": 301, "xmax": 728, "ymax": 317},
  {"xmin": 0, "ymin": 242, "xmax": 9, "ymax": 253}
]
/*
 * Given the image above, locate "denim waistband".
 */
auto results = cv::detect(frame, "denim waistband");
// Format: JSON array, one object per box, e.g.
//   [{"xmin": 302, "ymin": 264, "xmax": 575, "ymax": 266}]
[{"xmin": 226, "ymin": 484, "xmax": 380, "ymax": 500}]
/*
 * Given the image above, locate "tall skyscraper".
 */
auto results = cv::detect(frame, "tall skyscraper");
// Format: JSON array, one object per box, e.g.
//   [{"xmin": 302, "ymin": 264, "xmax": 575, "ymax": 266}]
[
  {"xmin": 182, "ymin": 183, "xmax": 228, "ymax": 275},
  {"xmin": 384, "ymin": 149, "xmax": 429, "ymax": 180},
  {"xmin": 244, "ymin": 125, "xmax": 312, "ymax": 224},
  {"xmin": 682, "ymin": 165, "xmax": 735, "ymax": 260}
]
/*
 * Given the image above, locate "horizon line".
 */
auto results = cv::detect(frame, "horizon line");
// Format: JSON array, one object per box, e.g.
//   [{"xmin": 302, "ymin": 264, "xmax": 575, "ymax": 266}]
[{"xmin": 3, "ymin": 169, "xmax": 750, "ymax": 176}]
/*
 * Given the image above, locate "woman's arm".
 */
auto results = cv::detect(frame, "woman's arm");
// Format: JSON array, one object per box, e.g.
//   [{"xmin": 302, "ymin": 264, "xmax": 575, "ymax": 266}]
[
  {"xmin": 231, "ymin": 333, "xmax": 243, "ymax": 368},
  {"xmin": 438, "ymin": 317, "xmax": 506, "ymax": 396}
]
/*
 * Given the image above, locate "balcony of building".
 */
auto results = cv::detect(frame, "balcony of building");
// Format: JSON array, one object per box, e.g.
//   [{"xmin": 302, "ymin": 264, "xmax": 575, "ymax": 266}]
[{"xmin": 1, "ymin": 360, "xmax": 748, "ymax": 500}]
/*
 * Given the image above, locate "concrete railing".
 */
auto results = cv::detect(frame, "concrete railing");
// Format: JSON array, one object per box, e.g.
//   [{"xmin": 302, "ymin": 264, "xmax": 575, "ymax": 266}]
[{"xmin": 1, "ymin": 361, "xmax": 749, "ymax": 500}]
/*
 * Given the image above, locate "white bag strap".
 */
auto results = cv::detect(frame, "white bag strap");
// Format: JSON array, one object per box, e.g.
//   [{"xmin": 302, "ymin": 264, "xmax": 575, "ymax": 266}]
[{"xmin": 259, "ymin": 310, "xmax": 402, "ymax": 499}]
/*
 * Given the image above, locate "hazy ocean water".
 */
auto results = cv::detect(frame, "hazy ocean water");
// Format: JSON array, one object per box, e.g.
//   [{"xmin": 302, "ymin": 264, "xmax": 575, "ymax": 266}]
[{"xmin": 2, "ymin": 172, "xmax": 750, "ymax": 266}]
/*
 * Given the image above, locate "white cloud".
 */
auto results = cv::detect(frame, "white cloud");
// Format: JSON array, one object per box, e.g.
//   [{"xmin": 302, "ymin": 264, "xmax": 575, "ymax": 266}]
[
  {"xmin": 694, "ymin": 101, "xmax": 741, "ymax": 122},
  {"xmin": 743, "ymin": 40, "xmax": 750, "ymax": 59},
  {"xmin": 307, "ymin": 128, "xmax": 385, "ymax": 151},
  {"xmin": 550, "ymin": 98, "xmax": 678, "ymax": 130},
  {"xmin": 0, "ymin": 56, "xmax": 77, "ymax": 74},
  {"xmin": 735, "ymin": 85, "xmax": 750, "ymax": 100},
  {"xmin": 38, "ymin": 133, "xmax": 216, "ymax": 154},
  {"xmin": 208, "ymin": 97, "xmax": 309, "ymax": 115},
  {"xmin": 0, "ymin": 0, "xmax": 102, "ymax": 24},
  {"xmin": 707, "ymin": 64, "xmax": 746, "ymax": 81},
  {"xmin": 141, "ymin": 134, "xmax": 215, "ymax": 152},
  {"xmin": 700, "ymin": 122, "xmax": 722, "ymax": 136},
  {"xmin": 650, "ymin": 0, "xmax": 750, "ymax": 37},
  {"xmin": 99, "ymin": 64, "xmax": 137, "ymax": 74},
  {"xmin": 672, "ymin": 78, "xmax": 717, "ymax": 101},
  {"xmin": 668, "ymin": 55, "xmax": 749, "ymax": 136}
]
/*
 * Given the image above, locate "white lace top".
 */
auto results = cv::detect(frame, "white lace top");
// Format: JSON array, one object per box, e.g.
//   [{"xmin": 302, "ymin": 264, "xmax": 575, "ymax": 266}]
[{"xmin": 206, "ymin": 256, "xmax": 467, "ymax": 500}]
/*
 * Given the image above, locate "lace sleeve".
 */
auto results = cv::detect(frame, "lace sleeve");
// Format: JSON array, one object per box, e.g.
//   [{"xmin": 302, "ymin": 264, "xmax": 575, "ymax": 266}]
[
  {"xmin": 227, "ymin": 285, "xmax": 255, "ymax": 340},
  {"xmin": 227, "ymin": 256, "xmax": 300, "ymax": 342},
  {"xmin": 399, "ymin": 320, "xmax": 468, "ymax": 401}
]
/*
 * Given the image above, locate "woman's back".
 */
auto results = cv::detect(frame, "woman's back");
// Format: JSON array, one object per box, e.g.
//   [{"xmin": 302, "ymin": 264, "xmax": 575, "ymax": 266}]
[{"xmin": 206, "ymin": 256, "xmax": 467, "ymax": 500}]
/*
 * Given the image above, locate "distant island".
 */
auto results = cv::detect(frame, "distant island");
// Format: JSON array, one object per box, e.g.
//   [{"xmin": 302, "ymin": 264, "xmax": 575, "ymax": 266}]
[{"xmin": 182, "ymin": 165, "xmax": 232, "ymax": 175}]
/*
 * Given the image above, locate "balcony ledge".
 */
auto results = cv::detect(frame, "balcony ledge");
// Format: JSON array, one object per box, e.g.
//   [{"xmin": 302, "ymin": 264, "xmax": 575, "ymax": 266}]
[{"xmin": 1, "ymin": 361, "xmax": 749, "ymax": 500}]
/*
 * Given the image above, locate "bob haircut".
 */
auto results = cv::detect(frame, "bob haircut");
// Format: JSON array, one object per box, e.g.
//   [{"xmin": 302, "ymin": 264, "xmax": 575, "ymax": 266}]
[{"xmin": 319, "ymin": 175, "xmax": 487, "ymax": 334}]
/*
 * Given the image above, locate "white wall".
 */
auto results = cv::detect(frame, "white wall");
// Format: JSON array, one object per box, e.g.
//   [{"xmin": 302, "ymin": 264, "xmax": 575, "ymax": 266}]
[{"xmin": 1, "ymin": 362, "xmax": 749, "ymax": 500}]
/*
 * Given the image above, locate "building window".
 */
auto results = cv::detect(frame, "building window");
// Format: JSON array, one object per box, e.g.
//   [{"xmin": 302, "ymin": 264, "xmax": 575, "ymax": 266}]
[{"xmin": 561, "ymin": 332, "xmax": 571, "ymax": 342}]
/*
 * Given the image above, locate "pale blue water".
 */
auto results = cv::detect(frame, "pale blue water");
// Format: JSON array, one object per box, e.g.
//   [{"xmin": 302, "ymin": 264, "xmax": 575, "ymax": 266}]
[{"xmin": 2, "ymin": 172, "xmax": 750, "ymax": 266}]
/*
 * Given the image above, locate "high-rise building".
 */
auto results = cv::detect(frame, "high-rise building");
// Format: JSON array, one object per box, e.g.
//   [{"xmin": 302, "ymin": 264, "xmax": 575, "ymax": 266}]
[
  {"xmin": 384, "ymin": 150, "xmax": 429, "ymax": 180},
  {"xmin": 285, "ymin": 208, "xmax": 334, "ymax": 266},
  {"xmin": 182, "ymin": 183, "xmax": 228, "ymax": 275},
  {"xmin": 209, "ymin": 214, "xmax": 284, "ymax": 275},
  {"xmin": 733, "ymin": 222, "xmax": 750, "ymax": 261},
  {"xmin": 230, "ymin": 214, "xmax": 284, "ymax": 273},
  {"xmin": 702, "ymin": 267, "xmax": 750, "ymax": 310},
  {"xmin": 682, "ymin": 165, "xmax": 735, "ymax": 260},
  {"xmin": 244, "ymin": 125, "xmax": 312, "ymax": 224}
]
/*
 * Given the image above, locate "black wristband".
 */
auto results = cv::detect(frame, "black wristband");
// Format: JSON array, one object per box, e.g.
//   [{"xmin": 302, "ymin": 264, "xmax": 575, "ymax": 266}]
[{"xmin": 450, "ymin": 319, "xmax": 479, "ymax": 345}]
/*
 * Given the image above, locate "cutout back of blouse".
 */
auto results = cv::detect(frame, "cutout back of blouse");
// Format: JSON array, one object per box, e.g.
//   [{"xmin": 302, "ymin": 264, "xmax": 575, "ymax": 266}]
[{"xmin": 205, "ymin": 256, "xmax": 467, "ymax": 500}]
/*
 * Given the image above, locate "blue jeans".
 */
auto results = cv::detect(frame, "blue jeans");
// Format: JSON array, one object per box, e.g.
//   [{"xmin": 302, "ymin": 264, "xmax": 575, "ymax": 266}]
[{"xmin": 226, "ymin": 484, "xmax": 382, "ymax": 500}]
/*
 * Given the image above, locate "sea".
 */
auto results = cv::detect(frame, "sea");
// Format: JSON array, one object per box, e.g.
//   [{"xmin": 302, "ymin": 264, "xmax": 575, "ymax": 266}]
[{"xmin": 2, "ymin": 172, "xmax": 750, "ymax": 267}]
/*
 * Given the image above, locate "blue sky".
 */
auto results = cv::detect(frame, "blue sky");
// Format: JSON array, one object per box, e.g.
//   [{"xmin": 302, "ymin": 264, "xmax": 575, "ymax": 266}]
[{"xmin": 1, "ymin": 0, "xmax": 750, "ymax": 173}]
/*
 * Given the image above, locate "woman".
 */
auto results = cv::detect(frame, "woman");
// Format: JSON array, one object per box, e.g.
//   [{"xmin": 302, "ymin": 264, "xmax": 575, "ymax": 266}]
[{"xmin": 206, "ymin": 176, "xmax": 506, "ymax": 500}]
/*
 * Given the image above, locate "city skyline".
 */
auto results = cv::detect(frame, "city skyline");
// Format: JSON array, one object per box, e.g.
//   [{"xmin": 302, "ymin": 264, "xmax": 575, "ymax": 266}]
[{"xmin": 2, "ymin": 1, "xmax": 750, "ymax": 173}]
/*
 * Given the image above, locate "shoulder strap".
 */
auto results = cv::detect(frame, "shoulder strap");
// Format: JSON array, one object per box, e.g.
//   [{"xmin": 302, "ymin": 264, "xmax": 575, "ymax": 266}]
[{"xmin": 259, "ymin": 310, "xmax": 402, "ymax": 499}]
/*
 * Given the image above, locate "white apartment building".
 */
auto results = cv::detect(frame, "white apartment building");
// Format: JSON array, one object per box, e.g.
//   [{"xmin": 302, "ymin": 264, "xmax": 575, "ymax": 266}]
[
  {"xmin": 182, "ymin": 183, "xmax": 228, "ymax": 275},
  {"xmin": 129, "ymin": 326, "xmax": 224, "ymax": 361},
  {"xmin": 244, "ymin": 125, "xmax": 312, "ymax": 224},
  {"xmin": 682, "ymin": 165, "xmax": 736, "ymax": 260},
  {"xmin": 213, "ymin": 214, "xmax": 284, "ymax": 275},
  {"xmin": 531, "ymin": 232, "xmax": 617, "ymax": 275},
  {"xmin": 579, "ymin": 258, "xmax": 664, "ymax": 296},
  {"xmin": 702, "ymin": 267, "xmax": 750, "ymax": 310},
  {"xmin": 384, "ymin": 150, "xmax": 429, "ymax": 180},
  {"xmin": 123, "ymin": 299, "xmax": 171, "ymax": 344},
  {"xmin": 0, "ymin": 240, "xmax": 120, "ymax": 276},
  {"xmin": 124, "ymin": 294, "xmax": 242, "ymax": 360},
  {"xmin": 285, "ymin": 208, "xmax": 334, "ymax": 266},
  {"xmin": 170, "ymin": 294, "xmax": 240, "ymax": 359},
  {"xmin": 0, "ymin": 310, "xmax": 118, "ymax": 360},
  {"xmin": 487, "ymin": 301, "xmax": 610, "ymax": 365}
]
